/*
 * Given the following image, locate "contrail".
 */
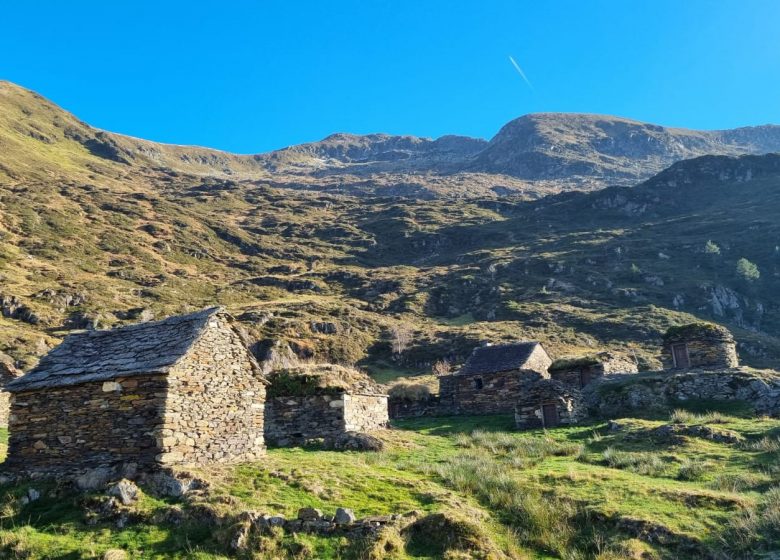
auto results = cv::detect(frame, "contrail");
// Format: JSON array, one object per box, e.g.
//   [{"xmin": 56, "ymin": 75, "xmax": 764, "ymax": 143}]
[{"xmin": 508, "ymin": 55, "xmax": 533, "ymax": 89}]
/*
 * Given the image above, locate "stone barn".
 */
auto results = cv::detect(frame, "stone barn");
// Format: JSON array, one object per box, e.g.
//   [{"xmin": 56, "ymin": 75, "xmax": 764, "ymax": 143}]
[
  {"xmin": 439, "ymin": 342, "xmax": 552, "ymax": 415},
  {"xmin": 4, "ymin": 307, "xmax": 267, "ymax": 473},
  {"xmin": 515, "ymin": 379, "xmax": 585, "ymax": 429},
  {"xmin": 264, "ymin": 364, "xmax": 388, "ymax": 447},
  {"xmin": 661, "ymin": 323, "xmax": 738, "ymax": 370},
  {"xmin": 548, "ymin": 351, "xmax": 638, "ymax": 389}
]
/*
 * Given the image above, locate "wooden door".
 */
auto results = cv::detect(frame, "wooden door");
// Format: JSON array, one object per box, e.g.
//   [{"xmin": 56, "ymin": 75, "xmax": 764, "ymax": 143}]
[
  {"xmin": 542, "ymin": 403, "xmax": 559, "ymax": 427},
  {"xmin": 672, "ymin": 343, "xmax": 690, "ymax": 368}
]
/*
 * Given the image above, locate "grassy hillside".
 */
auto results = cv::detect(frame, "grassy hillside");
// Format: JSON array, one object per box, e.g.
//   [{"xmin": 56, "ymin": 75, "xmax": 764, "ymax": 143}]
[{"xmin": 1, "ymin": 406, "xmax": 780, "ymax": 558}]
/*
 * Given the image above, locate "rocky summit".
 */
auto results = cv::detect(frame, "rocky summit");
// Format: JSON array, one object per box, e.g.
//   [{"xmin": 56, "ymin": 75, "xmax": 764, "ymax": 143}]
[{"xmin": 3, "ymin": 80, "xmax": 780, "ymax": 198}]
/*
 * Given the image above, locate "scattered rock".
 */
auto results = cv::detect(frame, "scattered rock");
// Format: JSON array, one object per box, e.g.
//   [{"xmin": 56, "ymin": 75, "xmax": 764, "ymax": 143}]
[
  {"xmin": 334, "ymin": 507, "xmax": 356, "ymax": 525},
  {"xmin": 230, "ymin": 521, "xmax": 252, "ymax": 551},
  {"xmin": 297, "ymin": 507, "xmax": 323, "ymax": 521},
  {"xmin": 107, "ymin": 479, "xmax": 140, "ymax": 506},
  {"xmin": 26, "ymin": 488, "xmax": 40, "ymax": 502},
  {"xmin": 102, "ymin": 550, "xmax": 129, "ymax": 560},
  {"xmin": 331, "ymin": 431, "xmax": 384, "ymax": 452},
  {"xmin": 75, "ymin": 467, "xmax": 113, "ymax": 491},
  {"xmin": 144, "ymin": 471, "xmax": 206, "ymax": 498}
]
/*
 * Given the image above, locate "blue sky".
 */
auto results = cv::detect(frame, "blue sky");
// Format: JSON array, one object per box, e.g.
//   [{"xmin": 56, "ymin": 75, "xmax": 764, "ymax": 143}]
[{"xmin": 2, "ymin": 1, "xmax": 779, "ymax": 153}]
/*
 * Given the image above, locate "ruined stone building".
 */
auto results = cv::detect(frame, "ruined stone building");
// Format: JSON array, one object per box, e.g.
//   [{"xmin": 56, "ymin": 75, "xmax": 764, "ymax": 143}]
[
  {"xmin": 4, "ymin": 307, "xmax": 267, "ymax": 473},
  {"xmin": 548, "ymin": 351, "xmax": 638, "ymax": 389},
  {"xmin": 439, "ymin": 342, "xmax": 552, "ymax": 415},
  {"xmin": 515, "ymin": 379, "xmax": 585, "ymax": 429},
  {"xmin": 264, "ymin": 364, "xmax": 388, "ymax": 447},
  {"xmin": 661, "ymin": 323, "xmax": 738, "ymax": 370}
]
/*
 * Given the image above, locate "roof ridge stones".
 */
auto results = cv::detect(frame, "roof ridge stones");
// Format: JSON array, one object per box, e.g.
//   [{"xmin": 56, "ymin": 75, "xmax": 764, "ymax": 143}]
[{"xmin": 458, "ymin": 341, "xmax": 543, "ymax": 376}]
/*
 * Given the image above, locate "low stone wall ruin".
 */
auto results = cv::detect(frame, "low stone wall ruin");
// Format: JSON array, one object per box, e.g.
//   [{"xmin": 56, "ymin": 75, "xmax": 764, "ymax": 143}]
[
  {"xmin": 265, "ymin": 393, "xmax": 387, "ymax": 446},
  {"xmin": 585, "ymin": 368, "xmax": 780, "ymax": 417}
]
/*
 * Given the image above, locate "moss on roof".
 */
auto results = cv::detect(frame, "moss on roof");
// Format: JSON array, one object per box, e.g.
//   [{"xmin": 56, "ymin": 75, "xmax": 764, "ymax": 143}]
[
  {"xmin": 266, "ymin": 363, "xmax": 384, "ymax": 397},
  {"xmin": 664, "ymin": 322, "xmax": 733, "ymax": 341},
  {"xmin": 548, "ymin": 355, "xmax": 601, "ymax": 371}
]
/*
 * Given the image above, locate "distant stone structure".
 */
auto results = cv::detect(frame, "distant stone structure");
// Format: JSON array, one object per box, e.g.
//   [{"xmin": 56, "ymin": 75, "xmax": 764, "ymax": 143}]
[
  {"xmin": 661, "ymin": 323, "xmax": 738, "ymax": 370},
  {"xmin": 264, "ymin": 364, "xmax": 388, "ymax": 447},
  {"xmin": 438, "ymin": 342, "xmax": 552, "ymax": 415},
  {"xmin": 515, "ymin": 379, "xmax": 585, "ymax": 429},
  {"xmin": 548, "ymin": 351, "xmax": 638, "ymax": 389},
  {"xmin": 4, "ymin": 307, "xmax": 267, "ymax": 473}
]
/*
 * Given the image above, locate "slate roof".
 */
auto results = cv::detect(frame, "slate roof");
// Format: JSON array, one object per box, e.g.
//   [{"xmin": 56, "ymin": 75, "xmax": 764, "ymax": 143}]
[
  {"xmin": 7, "ymin": 307, "xmax": 233, "ymax": 392},
  {"xmin": 458, "ymin": 342, "xmax": 543, "ymax": 376}
]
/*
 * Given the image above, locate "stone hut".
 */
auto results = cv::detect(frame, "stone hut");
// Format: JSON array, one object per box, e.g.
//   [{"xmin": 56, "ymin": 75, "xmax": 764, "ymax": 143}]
[
  {"xmin": 661, "ymin": 323, "xmax": 738, "ymax": 370},
  {"xmin": 264, "ymin": 364, "xmax": 388, "ymax": 447},
  {"xmin": 4, "ymin": 307, "xmax": 267, "ymax": 473},
  {"xmin": 439, "ymin": 342, "xmax": 552, "ymax": 415},
  {"xmin": 515, "ymin": 379, "xmax": 585, "ymax": 429},
  {"xmin": 548, "ymin": 351, "xmax": 638, "ymax": 389}
]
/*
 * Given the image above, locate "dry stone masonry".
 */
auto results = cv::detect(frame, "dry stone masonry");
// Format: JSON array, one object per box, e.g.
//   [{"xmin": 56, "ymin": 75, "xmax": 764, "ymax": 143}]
[
  {"xmin": 437, "ymin": 341, "xmax": 552, "ymax": 415},
  {"xmin": 586, "ymin": 368, "xmax": 780, "ymax": 418},
  {"xmin": 661, "ymin": 323, "xmax": 738, "ymax": 370},
  {"xmin": 515, "ymin": 379, "xmax": 586, "ymax": 429},
  {"xmin": 264, "ymin": 364, "xmax": 388, "ymax": 447},
  {"xmin": 4, "ymin": 307, "xmax": 267, "ymax": 473},
  {"xmin": 549, "ymin": 351, "xmax": 638, "ymax": 389}
]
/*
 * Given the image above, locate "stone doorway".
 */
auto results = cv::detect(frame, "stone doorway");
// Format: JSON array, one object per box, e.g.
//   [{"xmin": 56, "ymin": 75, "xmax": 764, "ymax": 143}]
[
  {"xmin": 541, "ymin": 403, "xmax": 559, "ymax": 427},
  {"xmin": 672, "ymin": 343, "xmax": 690, "ymax": 368}
]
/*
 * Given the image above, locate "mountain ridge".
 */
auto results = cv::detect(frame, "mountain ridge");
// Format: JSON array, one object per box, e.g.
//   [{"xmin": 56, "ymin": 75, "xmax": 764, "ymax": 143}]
[{"xmin": 3, "ymin": 80, "xmax": 780, "ymax": 197}]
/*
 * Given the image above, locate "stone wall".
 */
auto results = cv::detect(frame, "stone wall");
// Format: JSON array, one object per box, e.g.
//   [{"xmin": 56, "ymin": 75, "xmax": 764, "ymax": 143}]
[
  {"xmin": 0, "ymin": 390, "xmax": 10, "ymax": 428},
  {"xmin": 515, "ymin": 380, "xmax": 585, "ymax": 429},
  {"xmin": 5, "ymin": 375, "xmax": 167, "ymax": 471},
  {"xmin": 524, "ymin": 345, "xmax": 554, "ymax": 375},
  {"xmin": 438, "ymin": 370, "xmax": 543, "ymax": 415},
  {"xmin": 585, "ymin": 368, "xmax": 780, "ymax": 417},
  {"xmin": 388, "ymin": 396, "xmax": 456, "ymax": 419},
  {"xmin": 265, "ymin": 392, "xmax": 388, "ymax": 446},
  {"xmin": 550, "ymin": 353, "xmax": 638, "ymax": 389},
  {"xmin": 661, "ymin": 339, "xmax": 738, "ymax": 370},
  {"xmin": 158, "ymin": 315, "xmax": 266, "ymax": 464},
  {"xmin": 343, "ymin": 394, "xmax": 389, "ymax": 432},
  {"xmin": 660, "ymin": 324, "xmax": 738, "ymax": 370}
]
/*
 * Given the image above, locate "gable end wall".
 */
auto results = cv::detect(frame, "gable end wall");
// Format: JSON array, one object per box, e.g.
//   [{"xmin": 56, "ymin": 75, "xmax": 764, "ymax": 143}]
[{"xmin": 159, "ymin": 316, "xmax": 266, "ymax": 464}]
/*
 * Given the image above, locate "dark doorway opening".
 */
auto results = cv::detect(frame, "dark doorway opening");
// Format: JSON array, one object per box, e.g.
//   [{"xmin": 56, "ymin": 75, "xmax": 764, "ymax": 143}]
[
  {"xmin": 542, "ymin": 403, "xmax": 559, "ymax": 427},
  {"xmin": 672, "ymin": 343, "xmax": 690, "ymax": 368}
]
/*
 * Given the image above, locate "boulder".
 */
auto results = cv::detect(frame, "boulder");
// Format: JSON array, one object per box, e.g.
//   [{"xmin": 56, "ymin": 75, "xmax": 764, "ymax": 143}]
[
  {"xmin": 297, "ymin": 507, "xmax": 322, "ymax": 521},
  {"xmin": 332, "ymin": 431, "xmax": 385, "ymax": 452},
  {"xmin": 334, "ymin": 507, "xmax": 356, "ymax": 525},
  {"xmin": 107, "ymin": 479, "xmax": 140, "ymax": 506},
  {"xmin": 76, "ymin": 467, "xmax": 113, "ymax": 491}
]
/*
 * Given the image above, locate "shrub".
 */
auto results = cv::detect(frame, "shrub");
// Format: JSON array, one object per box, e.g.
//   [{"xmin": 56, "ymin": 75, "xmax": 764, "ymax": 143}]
[
  {"xmin": 709, "ymin": 472, "xmax": 767, "ymax": 492},
  {"xmin": 721, "ymin": 486, "xmax": 780, "ymax": 552},
  {"xmin": 435, "ymin": 455, "xmax": 579, "ymax": 555},
  {"xmin": 670, "ymin": 409, "xmax": 728, "ymax": 424},
  {"xmin": 736, "ymin": 257, "xmax": 760, "ymax": 282},
  {"xmin": 677, "ymin": 458, "xmax": 708, "ymax": 481},
  {"xmin": 458, "ymin": 431, "xmax": 582, "ymax": 459},
  {"xmin": 742, "ymin": 436, "xmax": 780, "ymax": 453},
  {"xmin": 388, "ymin": 382, "xmax": 431, "ymax": 402},
  {"xmin": 602, "ymin": 448, "xmax": 666, "ymax": 476},
  {"xmin": 704, "ymin": 240, "xmax": 721, "ymax": 255}
]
